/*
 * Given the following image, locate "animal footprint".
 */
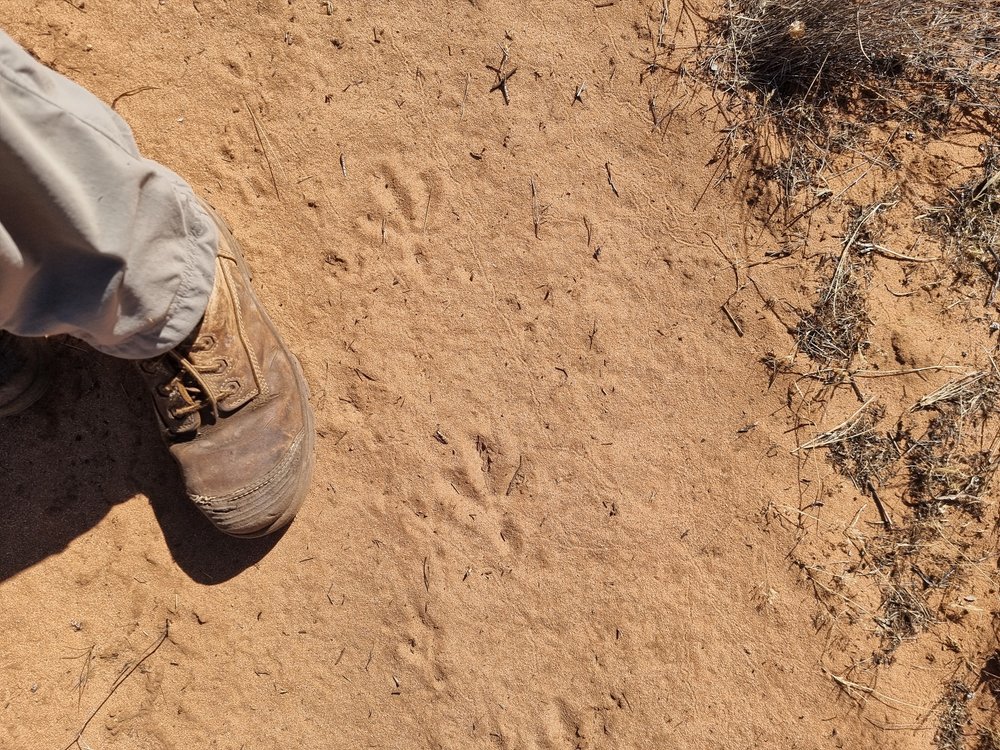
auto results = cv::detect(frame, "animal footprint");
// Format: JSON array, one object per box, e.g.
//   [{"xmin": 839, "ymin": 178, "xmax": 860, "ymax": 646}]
[
  {"xmin": 358, "ymin": 161, "xmax": 448, "ymax": 262},
  {"xmin": 474, "ymin": 433, "xmax": 527, "ymax": 497}
]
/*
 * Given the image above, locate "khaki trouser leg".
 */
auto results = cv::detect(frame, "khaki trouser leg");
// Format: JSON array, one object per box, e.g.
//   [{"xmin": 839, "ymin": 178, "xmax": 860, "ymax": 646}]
[{"xmin": 0, "ymin": 28, "xmax": 218, "ymax": 359}]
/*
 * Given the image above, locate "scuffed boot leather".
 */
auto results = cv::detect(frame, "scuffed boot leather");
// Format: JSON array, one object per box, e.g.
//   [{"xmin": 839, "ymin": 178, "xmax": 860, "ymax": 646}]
[
  {"xmin": 0, "ymin": 333, "xmax": 52, "ymax": 418},
  {"xmin": 138, "ymin": 203, "xmax": 315, "ymax": 537}
]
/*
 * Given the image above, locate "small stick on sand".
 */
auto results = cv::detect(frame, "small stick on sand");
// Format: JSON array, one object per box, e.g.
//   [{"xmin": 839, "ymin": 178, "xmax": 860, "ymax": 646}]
[
  {"xmin": 489, "ymin": 68, "xmax": 516, "ymax": 105},
  {"xmin": 866, "ymin": 480, "xmax": 892, "ymax": 529},
  {"xmin": 111, "ymin": 85, "xmax": 159, "ymax": 111},
  {"xmin": 823, "ymin": 667, "xmax": 930, "ymax": 712},
  {"xmin": 986, "ymin": 248, "xmax": 1000, "ymax": 307},
  {"xmin": 867, "ymin": 245, "xmax": 939, "ymax": 263},
  {"xmin": 487, "ymin": 44, "xmax": 515, "ymax": 105},
  {"xmin": 62, "ymin": 622, "xmax": 170, "ymax": 750},
  {"xmin": 605, "ymin": 162, "xmax": 619, "ymax": 197},
  {"xmin": 721, "ymin": 303, "xmax": 744, "ymax": 337},
  {"xmin": 61, "ymin": 645, "xmax": 95, "ymax": 707},
  {"xmin": 530, "ymin": 177, "xmax": 547, "ymax": 239}
]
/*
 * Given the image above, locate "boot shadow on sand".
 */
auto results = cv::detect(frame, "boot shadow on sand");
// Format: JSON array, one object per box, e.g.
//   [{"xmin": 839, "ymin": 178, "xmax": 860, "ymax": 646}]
[{"xmin": 0, "ymin": 339, "xmax": 281, "ymax": 585}]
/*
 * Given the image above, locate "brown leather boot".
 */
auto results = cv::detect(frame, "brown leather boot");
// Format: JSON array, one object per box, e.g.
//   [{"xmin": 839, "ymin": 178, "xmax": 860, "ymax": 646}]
[
  {"xmin": 0, "ymin": 332, "xmax": 52, "ymax": 418},
  {"xmin": 138, "ymin": 203, "xmax": 315, "ymax": 538}
]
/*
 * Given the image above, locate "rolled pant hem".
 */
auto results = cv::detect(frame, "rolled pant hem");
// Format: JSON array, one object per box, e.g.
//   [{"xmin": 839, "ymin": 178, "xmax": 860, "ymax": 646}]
[{"xmin": 92, "ymin": 192, "xmax": 219, "ymax": 360}]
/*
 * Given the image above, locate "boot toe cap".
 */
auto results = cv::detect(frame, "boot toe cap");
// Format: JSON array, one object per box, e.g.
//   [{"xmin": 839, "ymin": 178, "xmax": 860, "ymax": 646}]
[{"xmin": 188, "ymin": 428, "xmax": 314, "ymax": 538}]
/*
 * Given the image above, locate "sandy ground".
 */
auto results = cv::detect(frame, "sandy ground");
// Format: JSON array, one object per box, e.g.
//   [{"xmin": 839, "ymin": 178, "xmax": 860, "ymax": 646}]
[{"xmin": 2, "ymin": 1, "xmax": 996, "ymax": 748}]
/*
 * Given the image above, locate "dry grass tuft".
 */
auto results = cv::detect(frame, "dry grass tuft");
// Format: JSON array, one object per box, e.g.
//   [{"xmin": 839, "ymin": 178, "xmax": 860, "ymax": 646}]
[
  {"xmin": 979, "ymin": 728, "xmax": 1000, "ymax": 750},
  {"xmin": 866, "ymin": 524, "xmax": 963, "ymax": 661},
  {"xmin": 936, "ymin": 681, "xmax": 973, "ymax": 750},
  {"xmin": 909, "ymin": 370, "xmax": 1000, "ymax": 519},
  {"xmin": 707, "ymin": 1, "xmax": 1000, "ymax": 112},
  {"xmin": 826, "ymin": 404, "xmax": 899, "ymax": 492},
  {"xmin": 876, "ymin": 582, "xmax": 935, "ymax": 651},
  {"xmin": 795, "ymin": 199, "xmax": 897, "ymax": 368},
  {"xmin": 927, "ymin": 142, "xmax": 1000, "ymax": 293},
  {"xmin": 796, "ymin": 253, "xmax": 871, "ymax": 366},
  {"xmin": 702, "ymin": 0, "xmax": 1000, "ymax": 212}
]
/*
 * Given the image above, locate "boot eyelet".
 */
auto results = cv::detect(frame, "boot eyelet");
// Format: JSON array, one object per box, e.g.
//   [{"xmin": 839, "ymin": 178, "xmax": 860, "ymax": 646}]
[{"xmin": 195, "ymin": 334, "xmax": 217, "ymax": 351}]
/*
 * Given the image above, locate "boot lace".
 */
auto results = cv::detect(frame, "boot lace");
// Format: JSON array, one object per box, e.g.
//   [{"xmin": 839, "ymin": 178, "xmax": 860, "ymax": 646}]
[{"xmin": 153, "ymin": 338, "xmax": 238, "ymax": 422}]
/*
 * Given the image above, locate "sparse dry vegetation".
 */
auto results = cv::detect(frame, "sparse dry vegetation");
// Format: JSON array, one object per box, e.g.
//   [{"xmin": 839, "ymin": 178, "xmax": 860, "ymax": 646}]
[
  {"xmin": 937, "ymin": 681, "xmax": 973, "ymax": 750},
  {"xmin": 927, "ymin": 142, "xmax": 1000, "ymax": 293},
  {"xmin": 764, "ymin": 244, "xmax": 1000, "ymax": 714},
  {"xmin": 702, "ymin": 0, "xmax": 1000, "ymax": 214},
  {"xmin": 795, "ymin": 252, "xmax": 872, "ymax": 368},
  {"xmin": 790, "ymin": 368, "xmax": 1000, "ymax": 664},
  {"xmin": 875, "ymin": 582, "xmax": 936, "ymax": 653},
  {"xmin": 692, "ymin": 0, "xmax": 1000, "ymax": 744},
  {"xmin": 794, "ymin": 197, "xmax": 900, "ymax": 371},
  {"xmin": 825, "ymin": 405, "xmax": 899, "ymax": 493},
  {"xmin": 909, "ymin": 369, "xmax": 1000, "ymax": 519}
]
